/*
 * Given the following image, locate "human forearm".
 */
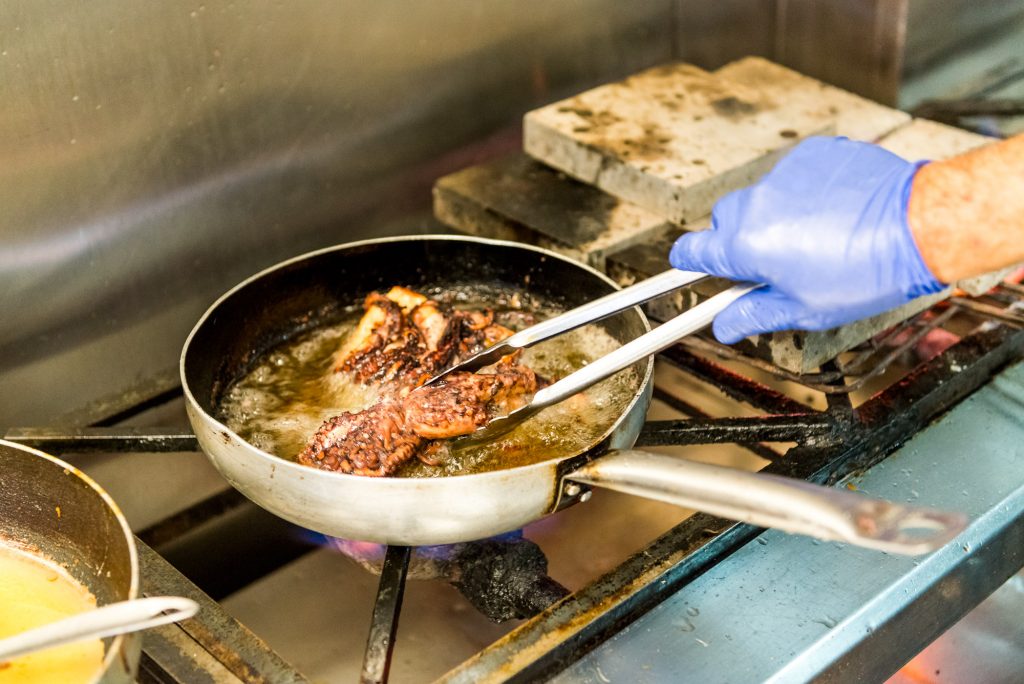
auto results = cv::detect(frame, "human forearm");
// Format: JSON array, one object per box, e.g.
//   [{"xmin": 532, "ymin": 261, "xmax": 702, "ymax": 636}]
[{"xmin": 908, "ymin": 133, "xmax": 1024, "ymax": 283}]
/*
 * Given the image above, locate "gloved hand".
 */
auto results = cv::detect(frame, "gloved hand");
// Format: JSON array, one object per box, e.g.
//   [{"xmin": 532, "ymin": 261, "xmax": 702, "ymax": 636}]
[{"xmin": 669, "ymin": 136, "xmax": 945, "ymax": 344}]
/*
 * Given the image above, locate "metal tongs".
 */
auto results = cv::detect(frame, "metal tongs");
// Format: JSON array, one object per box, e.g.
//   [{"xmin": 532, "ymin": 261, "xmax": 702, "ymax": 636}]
[{"xmin": 422, "ymin": 269, "xmax": 761, "ymax": 445}]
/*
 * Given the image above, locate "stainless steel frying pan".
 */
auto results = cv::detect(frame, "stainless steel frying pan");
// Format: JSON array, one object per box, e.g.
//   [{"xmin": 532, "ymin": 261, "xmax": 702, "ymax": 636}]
[{"xmin": 181, "ymin": 236, "xmax": 964, "ymax": 554}]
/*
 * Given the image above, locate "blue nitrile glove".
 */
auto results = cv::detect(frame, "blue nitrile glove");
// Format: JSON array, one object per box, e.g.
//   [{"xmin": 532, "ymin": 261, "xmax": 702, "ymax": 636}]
[{"xmin": 669, "ymin": 136, "xmax": 945, "ymax": 344}]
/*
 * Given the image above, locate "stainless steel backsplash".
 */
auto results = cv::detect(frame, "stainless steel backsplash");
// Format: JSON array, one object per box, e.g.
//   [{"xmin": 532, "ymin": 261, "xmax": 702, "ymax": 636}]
[
  {"xmin": 0, "ymin": 1, "xmax": 674, "ymax": 423},
  {"xmin": 3, "ymin": 0, "xmax": 1017, "ymax": 423}
]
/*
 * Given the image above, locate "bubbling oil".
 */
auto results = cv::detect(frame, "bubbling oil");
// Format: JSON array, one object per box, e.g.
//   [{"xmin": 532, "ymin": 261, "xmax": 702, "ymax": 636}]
[
  {"xmin": 218, "ymin": 294, "xmax": 640, "ymax": 476},
  {"xmin": 218, "ymin": 321, "xmax": 381, "ymax": 459}
]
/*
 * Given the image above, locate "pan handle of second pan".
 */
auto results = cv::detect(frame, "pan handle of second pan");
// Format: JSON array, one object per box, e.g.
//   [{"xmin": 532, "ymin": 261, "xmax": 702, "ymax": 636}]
[{"xmin": 565, "ymin": 450, "xmax": 967, "ymax": 556}]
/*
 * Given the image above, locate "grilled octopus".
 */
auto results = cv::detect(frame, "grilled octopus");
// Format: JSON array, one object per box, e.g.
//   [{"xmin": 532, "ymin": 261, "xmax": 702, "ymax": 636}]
[
  {"xmin": 298, "ymin": 286, "xmax": 539, "ymax": 476},
  {"xmin": 332, "ymin": 286, "xmax": 514, "ymax": 391},
  {"xmin": 298, "ymin": 360, "xmax": 538, "ymax": 476}
]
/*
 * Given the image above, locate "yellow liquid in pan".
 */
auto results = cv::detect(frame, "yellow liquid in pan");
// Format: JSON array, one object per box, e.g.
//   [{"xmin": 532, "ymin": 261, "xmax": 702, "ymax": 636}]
[{"xmin": 0, "ymin": 544, "xmax": 104, "ymax": 684}]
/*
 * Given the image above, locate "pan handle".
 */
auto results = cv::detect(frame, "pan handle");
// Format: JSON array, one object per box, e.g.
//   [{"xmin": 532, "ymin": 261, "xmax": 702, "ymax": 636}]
[{"xmin": 566, "ymin": 450, "xmax": 967, "ymax": 555}]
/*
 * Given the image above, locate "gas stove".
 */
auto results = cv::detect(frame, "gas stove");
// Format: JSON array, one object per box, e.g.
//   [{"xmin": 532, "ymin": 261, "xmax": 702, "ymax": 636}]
[
  {"xmin": 5, "ymin": 1, "xmax": 1024, "ymax": 679},
  {"xmin": 5, "ymin": 282, "xmax": 1024, "ymax": 683}
]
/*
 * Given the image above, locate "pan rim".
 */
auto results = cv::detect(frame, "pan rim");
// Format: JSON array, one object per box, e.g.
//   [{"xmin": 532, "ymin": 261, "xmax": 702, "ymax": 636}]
[{"xmin": 180, "ymin": 234, "xmax": 654, "ymax": 484}]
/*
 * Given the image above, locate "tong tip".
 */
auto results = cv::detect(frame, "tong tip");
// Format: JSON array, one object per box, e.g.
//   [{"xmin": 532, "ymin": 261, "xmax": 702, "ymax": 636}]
[
  {"xmin": 449, "ymin": 397, "xmax": 545, "ymax": 449},
  {"xmin": 420, "ymin": 342, "xmax": 514, "ymax": 387}
]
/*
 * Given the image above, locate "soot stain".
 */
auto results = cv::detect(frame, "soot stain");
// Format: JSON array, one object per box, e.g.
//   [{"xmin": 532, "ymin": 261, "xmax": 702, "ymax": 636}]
[{"xmin": 711, "ymin": 96, "xmax": 758, "ymax": 118}]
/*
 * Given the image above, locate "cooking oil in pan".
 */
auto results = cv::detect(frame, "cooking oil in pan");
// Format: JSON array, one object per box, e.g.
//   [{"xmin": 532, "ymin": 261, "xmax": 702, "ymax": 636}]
[
  {"xmin": 0, "ymin": 544, "xmax": 104, "ymax": 684},
  {"xmin": 218, "ymin": 320, "xmax": 381, "ymax": 460},
  {"xmin": 219, "ymin": 299, "xmax": 640, "ymax": 476}
]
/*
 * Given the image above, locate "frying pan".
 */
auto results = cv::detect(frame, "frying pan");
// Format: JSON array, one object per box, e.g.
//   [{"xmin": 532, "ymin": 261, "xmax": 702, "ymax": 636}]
[
  {"xmin": 0, "ymin": 440, "xmax": 140, "ymax": 683},
  {"xmin": 181, "ymin": 236, "xmax": 964, "ymax": 553}
]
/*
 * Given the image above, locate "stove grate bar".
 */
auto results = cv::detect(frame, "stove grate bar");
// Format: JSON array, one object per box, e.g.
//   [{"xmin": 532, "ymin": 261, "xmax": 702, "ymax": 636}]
[
  {"xmin": 950, "ymin": 296, "xmax": 1024, "ymax": 327},
  {"xmin": 635, "ymin": 413, "xmax": 836, "ymax": 449},
  {"xmin": 2, "ymin": 426, "xmax": 199, "ymax": 453},
  {"xmin": 650, "ymin": 387, "xmax": 785, "ymax": 462},
  {"xmin": 658, "ymin": 344, "xmax": 811, "ymax": 414},
  {"xmin": 360, "ymin": 545, "xmax": 412, "ymax": 684},
  {"xmin": 138, "ymin": 489, "xmax": 248, "ymax": 548},
  {"xmin": 1000, "ymin": 281, "xmax": 1024, "ymax": 297},
  {"xmin": 676, "ymin": 303, "xmax": 963, "ymax": 395},
  {"xmin": 51, "ymin": 366, "xmax": 183, "ymax": 428}
]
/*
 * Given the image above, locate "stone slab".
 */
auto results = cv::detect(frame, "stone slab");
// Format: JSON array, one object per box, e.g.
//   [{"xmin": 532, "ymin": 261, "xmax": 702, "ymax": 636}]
[
  {"xmin": 713, "ymin": 57, "xmax": 911, "ymax": 142},
  {"xmin": 432, "ymin": 154, "xmax": 671, "ymax": 269},
  {"xmin": 878, "ymin": 117, "xmax": 994, "ymax": 160},
  {"xmin": 524, "ymin": 63, "xmax": 837, "ymax": 224},
  {"xmin": 523, "ymin": 58, "xmax": 914, "ymax": 225}
]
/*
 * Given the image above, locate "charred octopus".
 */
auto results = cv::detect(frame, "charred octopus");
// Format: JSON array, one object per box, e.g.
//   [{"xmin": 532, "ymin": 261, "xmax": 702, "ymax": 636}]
[{"xmin": 298, "ymin": 286, "xmax": 539, "ymax": 476}]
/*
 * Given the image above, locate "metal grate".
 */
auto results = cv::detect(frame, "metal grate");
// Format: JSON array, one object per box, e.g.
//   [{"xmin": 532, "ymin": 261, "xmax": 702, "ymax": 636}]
[
  {"xmin": 439, "ymin": 324, "xmax": 1024, "ymax": 683},
  {"xmin": 668, "ymin": 282, "xmax": 1024, "ymax": 396}
]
